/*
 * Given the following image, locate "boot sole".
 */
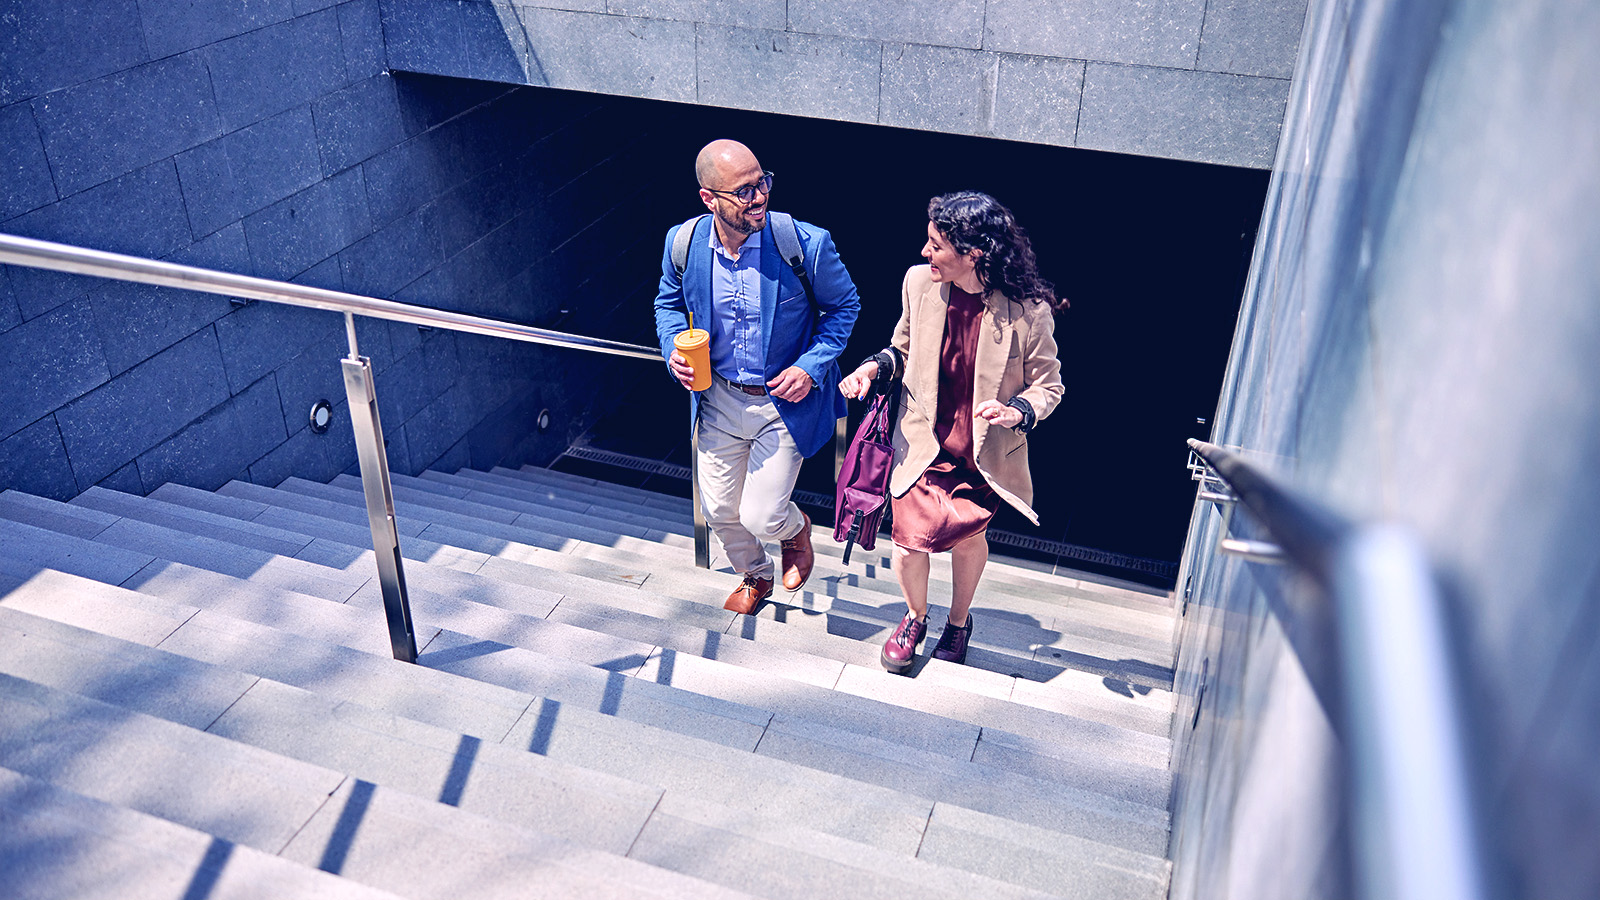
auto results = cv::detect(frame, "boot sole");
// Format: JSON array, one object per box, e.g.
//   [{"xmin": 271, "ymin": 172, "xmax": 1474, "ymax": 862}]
[{"xmin": 879, "ymin": 641, "xmax": 922, "ymax": 675}]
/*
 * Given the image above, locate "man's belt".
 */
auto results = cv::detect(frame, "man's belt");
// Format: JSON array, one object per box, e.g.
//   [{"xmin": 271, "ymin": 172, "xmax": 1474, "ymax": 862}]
[{"xmin": 718, "ymin": 373, "xmax": 768, "ymax": 396}]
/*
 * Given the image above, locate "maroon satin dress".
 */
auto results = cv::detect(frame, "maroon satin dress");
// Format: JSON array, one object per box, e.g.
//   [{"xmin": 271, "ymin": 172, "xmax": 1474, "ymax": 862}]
[{"xmin": 890, "ymin": 286, "xmax": 1001, "ymax": 553}]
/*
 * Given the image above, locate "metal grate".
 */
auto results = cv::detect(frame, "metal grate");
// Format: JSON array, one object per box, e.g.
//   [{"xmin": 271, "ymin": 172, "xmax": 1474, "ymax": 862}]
[
  {"xmin": 984, "ymin": 530, "xmax": 1177, "ymax": 578},
  {"xmin": 562, "ymin": 445, "xmax": 691, "ymax": 480},
  {"xmin": 555, "ymin": 445, "xmax": 1177, "ymax": 578}
]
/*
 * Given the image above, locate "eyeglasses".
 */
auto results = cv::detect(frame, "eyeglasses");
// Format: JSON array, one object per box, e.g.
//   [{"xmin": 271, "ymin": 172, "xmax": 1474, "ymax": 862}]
[{"xmin": 704, "ymin": 171, "xmax": 774, "ymax": 204}]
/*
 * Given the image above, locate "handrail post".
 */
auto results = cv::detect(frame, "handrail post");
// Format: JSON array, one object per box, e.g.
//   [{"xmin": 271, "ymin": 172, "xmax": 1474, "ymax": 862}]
[
  {"xmin": 691, "ymin": 425, "xmax": 710, "ymax": 569},
  {"xmin": 340, "ymin": 313, "xmax": 418, "ymax": 662}
]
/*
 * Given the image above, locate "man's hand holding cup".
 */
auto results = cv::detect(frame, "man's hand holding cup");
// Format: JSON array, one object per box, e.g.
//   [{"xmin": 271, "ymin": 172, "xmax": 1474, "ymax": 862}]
[{"xmin": 669, "ymin": 350, "xmax": 697, "ymax": 390}]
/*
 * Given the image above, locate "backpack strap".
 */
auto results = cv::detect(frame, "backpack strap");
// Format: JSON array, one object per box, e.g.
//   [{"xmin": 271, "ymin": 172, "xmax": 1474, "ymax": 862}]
[
  {"xmin": 767, "ymin": 212, "xmax": 815, "ymax": 308},
  {"xmin": 670, "ymin": 214, "xmax": 706, "ymax": 277}
]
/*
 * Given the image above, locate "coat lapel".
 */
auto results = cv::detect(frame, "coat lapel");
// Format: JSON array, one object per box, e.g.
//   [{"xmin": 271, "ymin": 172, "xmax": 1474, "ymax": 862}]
[{"xmin": 971, "ymin": 291, "xmax": 1015, "ymax": 463}]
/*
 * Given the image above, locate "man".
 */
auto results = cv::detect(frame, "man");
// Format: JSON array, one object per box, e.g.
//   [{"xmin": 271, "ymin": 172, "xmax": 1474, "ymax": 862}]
[{"xmin": 653, "ymin": 140, "xmax": 861, "ymax": 613}]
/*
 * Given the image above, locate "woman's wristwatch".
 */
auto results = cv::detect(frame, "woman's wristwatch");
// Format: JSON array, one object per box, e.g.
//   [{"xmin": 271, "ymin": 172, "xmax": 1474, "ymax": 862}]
[
  {"xmin": 867, "ymin": 349, "xmax": 902, "ymax": 388},
  {"xmin": 1005, "ymin": 397, "xmax": 1036, "ymax": 433}
]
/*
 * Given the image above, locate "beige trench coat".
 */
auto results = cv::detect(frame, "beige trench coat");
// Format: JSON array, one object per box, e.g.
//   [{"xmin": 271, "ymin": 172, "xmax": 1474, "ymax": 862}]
[{"xmin": 885, "ymin": 265, "xmax": 1065, "ymax": 525}]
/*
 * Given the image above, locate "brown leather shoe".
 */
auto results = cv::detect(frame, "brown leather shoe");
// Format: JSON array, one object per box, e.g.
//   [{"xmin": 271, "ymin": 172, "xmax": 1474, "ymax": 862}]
[
  {"xmin": 724, "ymin": 573, "xmax": 773, "ymax": 614},
  {"xmin": 780, "ymin": 511, "xmax": 814, "ymax": 592}
]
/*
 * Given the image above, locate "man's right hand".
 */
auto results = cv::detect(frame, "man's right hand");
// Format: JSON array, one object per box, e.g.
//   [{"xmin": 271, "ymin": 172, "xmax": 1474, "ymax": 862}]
[
  {"xmin": 838, "ymin": 360, "xmax": 879, "ymax": 400},
  {"xmin": 669, "ymin": 350, "xmax": 697, "ymax": 390}
]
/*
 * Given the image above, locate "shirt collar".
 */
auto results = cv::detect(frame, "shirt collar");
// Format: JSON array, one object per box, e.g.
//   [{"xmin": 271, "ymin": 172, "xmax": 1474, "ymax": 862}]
[{"xmin": 710, "ymin": 225, "xmax": 761, "ymax": 261}]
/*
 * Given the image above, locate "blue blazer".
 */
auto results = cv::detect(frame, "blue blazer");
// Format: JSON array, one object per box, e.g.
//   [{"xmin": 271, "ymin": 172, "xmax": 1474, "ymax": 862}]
[{"xmin": 653, "ymin": 215, "xmax": 860, "ymax": 458}]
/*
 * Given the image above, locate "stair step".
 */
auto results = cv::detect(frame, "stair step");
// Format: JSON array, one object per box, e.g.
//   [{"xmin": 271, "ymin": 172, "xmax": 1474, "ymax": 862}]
[
  {"xmin": 752, "ymin": 711, "xmax": 1168, "ymax": 855},
  {"xmin": 204, "ymin": 479, "xmax": 652, "ymax": 589},
  {"xmin": 0, "ymin": 580, "xmax": 249, "ymax": 730},
  {"xmin": 921, "ymin": 802, "xmax": 1169, "ymax": 899},
  {"xmin": 74, "ymin": 485, "xmax": 315, "ymax": 558},
  {"xmin": 504, "ymin": 463, "xmax": 696, "ymax": 515},
  {"xmin": 2, "ymin": 492, "xmax": 367, "ymax": 603},
  {"xmin": 0, "ymin": 496, "xmax": 154, "ymax": 587},
  {"xmin": 0, "ymin": 671, "xmax": 343, "ymax": 850},
  {"xmin": 275, "ymin": 775, "xmax": 756, "ymax": 900},
  {"xmin": 423, "ymin": 468, "xmax": 694, "ymax": 532},
  {"xmin": 0, "ymin": 767, "xmax": 407, "ymax": 900},
  {"xmin": 152, "ymin": 481, "xmax": 494, "ymax": 574},
  {"xmin": 626, "ymin": 792, "xmax": 1078, "ymax": 900},
  {"xmin": 337, "ymin": 472, "xmax": 691, "ymax": 550}
]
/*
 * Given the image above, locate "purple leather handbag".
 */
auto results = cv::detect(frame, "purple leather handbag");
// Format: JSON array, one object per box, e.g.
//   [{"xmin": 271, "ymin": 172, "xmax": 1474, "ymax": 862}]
[{"xmin": 833, "ymin": 383, "xmax": 901, "ymax": 564}]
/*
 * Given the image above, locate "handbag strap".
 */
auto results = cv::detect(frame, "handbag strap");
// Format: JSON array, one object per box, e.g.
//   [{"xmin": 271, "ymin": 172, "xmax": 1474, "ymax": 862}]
[{"xmin": 864, "ymin": 379, "xmax": 901, "ymax": 441}]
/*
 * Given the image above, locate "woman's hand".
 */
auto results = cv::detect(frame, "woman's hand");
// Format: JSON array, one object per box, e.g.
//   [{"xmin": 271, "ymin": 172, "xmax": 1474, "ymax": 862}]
[
  {"xmin": 839, "ymin": 360, "xmax": 880, "ymax": 400},
  {"xmin": 974, "ymin": 399, "xmax": 1023, "ymax": 429}
]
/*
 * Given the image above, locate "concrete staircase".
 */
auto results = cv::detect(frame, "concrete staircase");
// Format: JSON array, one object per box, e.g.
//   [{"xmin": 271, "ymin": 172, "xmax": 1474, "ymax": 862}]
[{"xmin": 0, "ymin": 463, "xmax": 1178, "ymax": 900}]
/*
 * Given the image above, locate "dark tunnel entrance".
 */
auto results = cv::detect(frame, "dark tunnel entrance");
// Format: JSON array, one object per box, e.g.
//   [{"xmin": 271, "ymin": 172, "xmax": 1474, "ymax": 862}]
[{"xmin": 420, "ymin": 73, "xmax": 1269, "ymax": 583}]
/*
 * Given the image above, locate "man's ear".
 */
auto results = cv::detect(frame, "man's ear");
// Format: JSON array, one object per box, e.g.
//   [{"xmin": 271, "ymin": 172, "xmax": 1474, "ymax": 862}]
[{"xmin": 699, "ymin": 189, "xmax": 717, "ymax": 213}]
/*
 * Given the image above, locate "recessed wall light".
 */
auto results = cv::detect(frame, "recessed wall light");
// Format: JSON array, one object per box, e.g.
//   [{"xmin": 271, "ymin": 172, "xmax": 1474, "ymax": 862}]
[{"xmin": 310, "ymin": 399, "xmax": 333, "ymax": 434}]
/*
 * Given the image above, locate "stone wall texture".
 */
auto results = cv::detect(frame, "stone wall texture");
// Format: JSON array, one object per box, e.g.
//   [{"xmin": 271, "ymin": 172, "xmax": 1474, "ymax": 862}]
[
  {"xmin": 1, "ymin": 0, "xmax": 662, "ymax": 500},
  {"xmin": 1168, "ymin": 0, "xmax": 1600, "ymax": 898},
  {"xmin": 379, "ymin": 0, "xmax": 1307, "ymax": 168}
]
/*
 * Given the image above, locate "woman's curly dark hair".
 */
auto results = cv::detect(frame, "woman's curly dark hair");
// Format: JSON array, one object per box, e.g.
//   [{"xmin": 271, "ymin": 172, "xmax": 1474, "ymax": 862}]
[{"xmin": 928, "ymin": 191, "xmax": 1067, "ymax": 310}]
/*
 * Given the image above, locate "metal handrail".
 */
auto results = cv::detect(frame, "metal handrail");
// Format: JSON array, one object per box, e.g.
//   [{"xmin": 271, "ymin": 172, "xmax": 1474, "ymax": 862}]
[
  {"xmin": 0, "ymin": 231, "xmax": 705, "ymax": 664},
  {"xmin": 1185, "ymin": 438, "xmax": 1490, "ymax": 900},
  {"xmin": 0, "ymin": 233, "xmax": 660, "ymax": 361}
]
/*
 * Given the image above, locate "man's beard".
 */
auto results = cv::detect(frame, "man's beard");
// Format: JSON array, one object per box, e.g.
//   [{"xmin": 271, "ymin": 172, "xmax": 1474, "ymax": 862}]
[{"xmin": 717, "ymin": 204, "xmax": 763, "ymax": 236}]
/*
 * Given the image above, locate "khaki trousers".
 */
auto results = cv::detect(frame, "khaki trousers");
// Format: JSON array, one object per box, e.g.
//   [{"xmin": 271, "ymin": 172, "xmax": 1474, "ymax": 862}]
[{"xmin": 696, "ymin": 376, "xmax": 806, "ymax": 579}]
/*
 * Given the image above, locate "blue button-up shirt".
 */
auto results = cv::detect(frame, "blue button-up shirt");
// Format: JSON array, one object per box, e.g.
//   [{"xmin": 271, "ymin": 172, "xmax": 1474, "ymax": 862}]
[{"xmin": 708, "ymin": 228, "xmax": 765, "ymax": 385}]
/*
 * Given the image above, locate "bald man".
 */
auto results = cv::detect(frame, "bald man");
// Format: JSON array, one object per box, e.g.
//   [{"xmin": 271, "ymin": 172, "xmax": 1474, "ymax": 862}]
[{"xmin": 653, "ymin": 140, "xmax": 861, "ymax": 613}]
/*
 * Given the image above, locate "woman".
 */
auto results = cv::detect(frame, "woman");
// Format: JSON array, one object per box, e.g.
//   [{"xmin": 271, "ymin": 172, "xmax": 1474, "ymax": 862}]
[{"xmin": 840, "ymin": 191, "xmax": 1065, "ymax": 673}]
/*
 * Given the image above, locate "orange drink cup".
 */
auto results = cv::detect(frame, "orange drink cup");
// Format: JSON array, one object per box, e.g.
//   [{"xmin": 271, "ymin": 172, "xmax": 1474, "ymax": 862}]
[{"xmin": 674, "ymin": 328, "xmax": 712, "ymax": 391}]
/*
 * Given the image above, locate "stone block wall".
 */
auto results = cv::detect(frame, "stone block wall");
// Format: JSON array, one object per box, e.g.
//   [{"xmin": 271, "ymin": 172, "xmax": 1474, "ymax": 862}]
[
  {"xmin": 1, "ymin": 0, "xmax": 657, "ymax": 500},
  {"xmin": 379, "ymin": 0, "xmax": 1306, "ymax": 168}
]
